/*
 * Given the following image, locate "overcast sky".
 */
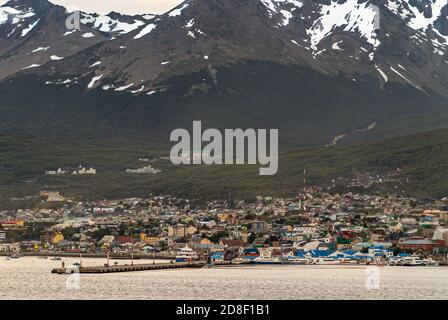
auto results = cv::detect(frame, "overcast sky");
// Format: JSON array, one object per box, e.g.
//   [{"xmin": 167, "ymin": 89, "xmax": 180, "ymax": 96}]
[{"xmin": 1, "ymin": 0, "xmax": 184, "ymax": 14}]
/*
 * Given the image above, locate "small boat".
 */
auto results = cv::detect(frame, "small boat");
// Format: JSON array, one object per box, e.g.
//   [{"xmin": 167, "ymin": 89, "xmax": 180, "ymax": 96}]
[
  {"xmin": 254, "ymin": 249, "xmax": 282, "ymax": 265},
  {"xmin": 309, "ymin": 257, "xmax": 340, "ymax": 265},
  {"xmin": 422, "ymin": 258, "xmax": 437, "ymax": 266},
  {"xmin": 388, "ymin": 257, "xmax": 399, "ymax": 266},
  {"xmin": 401, "ymin": 256, "xmax": 423, "ymax": 266},
  {"xmin": 285, "ymin": 257, "xmax": 309, "ymax": 265},
  {"xmin": 38, "ymin": 256, "xmax": 49, "ymax": 260},
  {"xmin": 254, "ymin": 256, "xmax": 283, "ymax": 264},
  {"xmin": 175, "ymin": 245, "xmax": 199, "ymax": 263},
  {"xmin": 7, "ymin": 254, "xmax": 22, "ymax": 260},
  {"xmin": 51, "ymin": 257, "xmax": 62, "ymax": 261}
]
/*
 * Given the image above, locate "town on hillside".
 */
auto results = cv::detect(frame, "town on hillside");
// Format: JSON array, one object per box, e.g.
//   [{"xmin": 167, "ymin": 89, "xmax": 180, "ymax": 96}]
[{"xmin": 1, "ymin": 185, "xmax": 448, "ymax": 267}]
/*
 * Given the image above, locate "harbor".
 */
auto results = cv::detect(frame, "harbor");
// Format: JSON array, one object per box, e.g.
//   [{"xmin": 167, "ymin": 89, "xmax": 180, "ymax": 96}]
[{"xmin": 2, "ymin": 256, "xmax": 448, "ymax": 300}]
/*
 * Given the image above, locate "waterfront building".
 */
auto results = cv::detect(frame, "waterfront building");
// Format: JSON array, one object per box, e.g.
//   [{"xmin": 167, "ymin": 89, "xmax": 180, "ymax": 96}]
[
  {"xmin": 51, "ymin": 232, "xmax": 64, "ymax": 245},
  {"xmin": 398, "ymin": 239, "xmax": 435, "ymax": 253}
]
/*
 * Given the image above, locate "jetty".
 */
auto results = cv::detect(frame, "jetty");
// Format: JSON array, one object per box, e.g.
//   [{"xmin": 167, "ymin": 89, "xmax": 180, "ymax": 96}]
[{"xmin": 51, "ymin": 260, "xmax": 249, "ymax": 274}]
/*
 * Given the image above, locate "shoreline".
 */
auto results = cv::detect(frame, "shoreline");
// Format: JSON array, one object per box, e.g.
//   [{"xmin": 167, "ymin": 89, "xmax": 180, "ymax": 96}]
[{"xmin": 0, "ymin": 252, "xmax": 174, "ymax": 260}]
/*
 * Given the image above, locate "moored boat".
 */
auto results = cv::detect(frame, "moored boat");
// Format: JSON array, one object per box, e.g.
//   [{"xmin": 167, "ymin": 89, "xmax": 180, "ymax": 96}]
[
  {"xmin": 175, "ymin": 245, "xmax": 199, "ymax": 263},
  {"xmin": 254, "ymin": 248, "xmax": 282, "ymax": 265},
  {"xmin": 253, "ymin": 256, "xmax": 283, "ymax": 264},
  {"xmin": 6, "ymin": 253, "xmax": 22, "ymax": 260},
  {"xmin": 285, "ymin": 257, "xmax": 309, "ymax": 265},
  {"xmin": 401, "ymin": 256, "xmax": 423, "ymax": 266}
]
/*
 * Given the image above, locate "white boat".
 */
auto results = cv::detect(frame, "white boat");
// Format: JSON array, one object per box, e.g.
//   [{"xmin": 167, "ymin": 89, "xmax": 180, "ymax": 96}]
[
  {"xmin": 309, "ymin": 257, "xmax": 340, "ymax": 265},
  {"xmin": 254, "ymin": 256, "xmax": 283, "ymax": 264},
  {"xmin": 175, "ymin": 245, "xmax": 199, "ymax": 263},
  {"xmin": 285, "ymin": 257, "xmax": 309, "ymax": 265},
  {"xmin": 254, "ymin": 249, "xmax": 282, "ymax": 265},
  {"xmin": 422, "ymin": 258, "xmax": 437, "ymax": 266},
  {"xmin": 6, "ymin": 254, "xmax": 22, "ymax": 260},
  {"xmin": 401, "ymin": 256, "xmax": 423, "ymax": 266},
  {"xmin": 388, "ymin": 257, "xmax": 399, "ymax": 266}
]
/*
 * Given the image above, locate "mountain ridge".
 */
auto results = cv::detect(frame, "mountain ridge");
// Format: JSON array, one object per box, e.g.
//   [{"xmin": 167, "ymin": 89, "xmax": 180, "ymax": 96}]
[{"xmin": 0, "ymin": 0, "xmax": 448, "ymax": 149}]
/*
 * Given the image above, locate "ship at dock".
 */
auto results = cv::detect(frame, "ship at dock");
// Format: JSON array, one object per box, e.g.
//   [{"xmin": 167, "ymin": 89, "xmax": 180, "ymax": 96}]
[
  {"xmin": 175, "ymin": 245, "xmax": 199, "ymax": 263},
  {"xmin": 253, "ymin": 248, "xmax": 282, "ymax": 265}
]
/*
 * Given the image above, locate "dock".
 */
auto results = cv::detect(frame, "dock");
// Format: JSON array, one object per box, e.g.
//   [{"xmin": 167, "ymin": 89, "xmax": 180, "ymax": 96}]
[{"xmin": 52, "ymin": 260, "xmax": 249, "ymax": 274}]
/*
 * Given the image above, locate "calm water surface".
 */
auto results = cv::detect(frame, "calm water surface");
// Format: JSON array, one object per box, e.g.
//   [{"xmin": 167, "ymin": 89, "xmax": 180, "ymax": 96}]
[{"xmin": 1, "ymin": 257, "xmax": 448, "ymax": 300}]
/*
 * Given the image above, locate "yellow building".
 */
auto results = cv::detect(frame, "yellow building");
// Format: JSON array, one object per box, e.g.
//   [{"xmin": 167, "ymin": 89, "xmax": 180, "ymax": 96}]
[
  {"xmin": 168, "ymin": 225, "xmax": 186, "ymax": 238},
  {"xmin": 200, "ymin": 238, "xmax": 213, "ymax": 245},
  {"xmin": 140, "ymin": 234, "xmax": 161, "ymax": 245},
  {"xmin": 168, "ymin": 225, "xmax": 197, "ymax": 238},
  {"xmin": 217, "ymin": 213, "xmax": 231, "ymax": 223},
  {"xmin": 186, "ymin": 226, "xmax": 198, "ymax": 236},
  {"xmin": 51, "ymin": 232, "xmax": 64, "ymax": 245},
  {"xmin": 0, "ymin": 219, "xmax": 25, "ymax": 229},
  {"xmin": 241, "ymin": 228, "xmax": 248, "ymax": 243}
]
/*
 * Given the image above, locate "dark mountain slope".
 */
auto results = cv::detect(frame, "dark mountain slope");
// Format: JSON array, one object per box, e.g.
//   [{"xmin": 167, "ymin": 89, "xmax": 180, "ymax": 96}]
[
  {"xmin": 1, "ymin": 0, "xmax": 448, "ymax": 148},
  {"xmin": 0, "ymin": 60, "xmax": 446, "ymax": 148}
]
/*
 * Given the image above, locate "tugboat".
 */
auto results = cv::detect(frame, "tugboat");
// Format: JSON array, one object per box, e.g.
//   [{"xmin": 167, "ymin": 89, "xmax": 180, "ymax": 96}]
[{"xmin": 175, "ymin": 245, "xmax": 199, "ymax": 263}]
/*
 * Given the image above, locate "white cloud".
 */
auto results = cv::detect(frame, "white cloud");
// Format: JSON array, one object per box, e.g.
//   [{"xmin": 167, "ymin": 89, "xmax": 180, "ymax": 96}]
[{"xmin": 0, "ymin": 0, "xmax": 184, "ymax": 15}]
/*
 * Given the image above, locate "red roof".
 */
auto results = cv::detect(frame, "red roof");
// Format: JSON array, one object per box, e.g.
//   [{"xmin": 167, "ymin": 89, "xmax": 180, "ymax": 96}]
[
  {"xmin": 115, "ymin": 236, "xmax": 135, "ymax": 244},
  {"xmin": 0, "ymin": 220, "xmax": 22, "ymax": 225}
]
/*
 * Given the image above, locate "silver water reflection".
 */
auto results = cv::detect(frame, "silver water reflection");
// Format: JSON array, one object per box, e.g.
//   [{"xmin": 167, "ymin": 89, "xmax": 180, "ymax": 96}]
[{"xmin": 1, "ymin": 257, "xmax": 448, "ymax": 300}]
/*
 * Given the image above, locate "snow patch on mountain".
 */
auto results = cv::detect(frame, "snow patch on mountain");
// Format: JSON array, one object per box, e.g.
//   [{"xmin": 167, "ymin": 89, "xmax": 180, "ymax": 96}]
[
  {"xmin": 307, "ymin": 0, "xmax": 380, "ymax": 52},
  {"xmin": 32, "ymin": 46, "xmax": 50, "ymax": 53},
  {"xmin": 185, "ymin": 19, "xmax": 194, "ymax": 28},
  {"xmin": 0, "ymin": 6, "xmax": 35, "ymax": 25},
  {"xmin": 87, "ymin": 74, "xmax": 103, "ymax": 89},
  {"xmin": 115, "ymin": 83, "xmax": 134, "ymax": 91},
  {"xmin": 260, "ymin": 0, "xmax": 304, "ymax": 13},
  {"xmin": 63, "ymin": 30, "xmax": 76, "ymax": 36},
  {"xmin": 21, "ymin": 18, "xmax": 40, "ymax": 36},
  {"xmin": 387, "ymin": 0, "xmax": 447, "ymax": 30},
  {"xmin": 81, "ymin": 32, "xmax": 95, "ymax": 38},
  {"xmin": 134, "ymin": 23, "xmax": 157, "ymax": 39},
  {"xmin": 168, "ymin": 2, "xmax": 189, "ymax": 17},
  {"xmin": 89, "ymin": 61, "xmax": 101, "ymax": 68},
  {"xmin": 50, "ymin": 55, "xmax": 64, "ymax": 60},
  {"xmin": 390, "ymin": 66, "xmax": 424, "ymax": 92},
  {"xmin": 22, "ymin": 64, "xmax": 41, "ymax": 69},
  {"xmin": 260, "ymin": 0, "xmax": 303, "ymax": 24},
  {"xmin": 387, "ymin": 0, "xmax": 448, "ymax": 46},
  {"xmin": 81, "ymin": 13, "xmax": 145, "ymax": 35},
  {"xmin": 332, "ymin": 40, "xmax": 343, "ymax": 50},
  {"xmin": 375, "ymin": 67, "xmax": 388, "ymax": 83}
]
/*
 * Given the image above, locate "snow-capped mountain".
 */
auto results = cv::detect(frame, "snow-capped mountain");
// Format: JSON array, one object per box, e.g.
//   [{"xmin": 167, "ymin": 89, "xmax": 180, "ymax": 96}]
[
  {"xmin": 0, "ymin": 0, "xmax": 158, "ymax": 79},
  {"xmin": 21, "ymin": 0, "xmax": 447, "ymax": 96},
  {"xmin": 1, "ymin": 0, "xmax": 448, "ymax": 147}
]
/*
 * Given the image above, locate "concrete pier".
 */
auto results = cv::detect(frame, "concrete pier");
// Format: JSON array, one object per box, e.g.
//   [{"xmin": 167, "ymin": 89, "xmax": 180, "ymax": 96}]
[{"xmin": 52, "ymin": 260, "xmax": 248, "ymax": 274}]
